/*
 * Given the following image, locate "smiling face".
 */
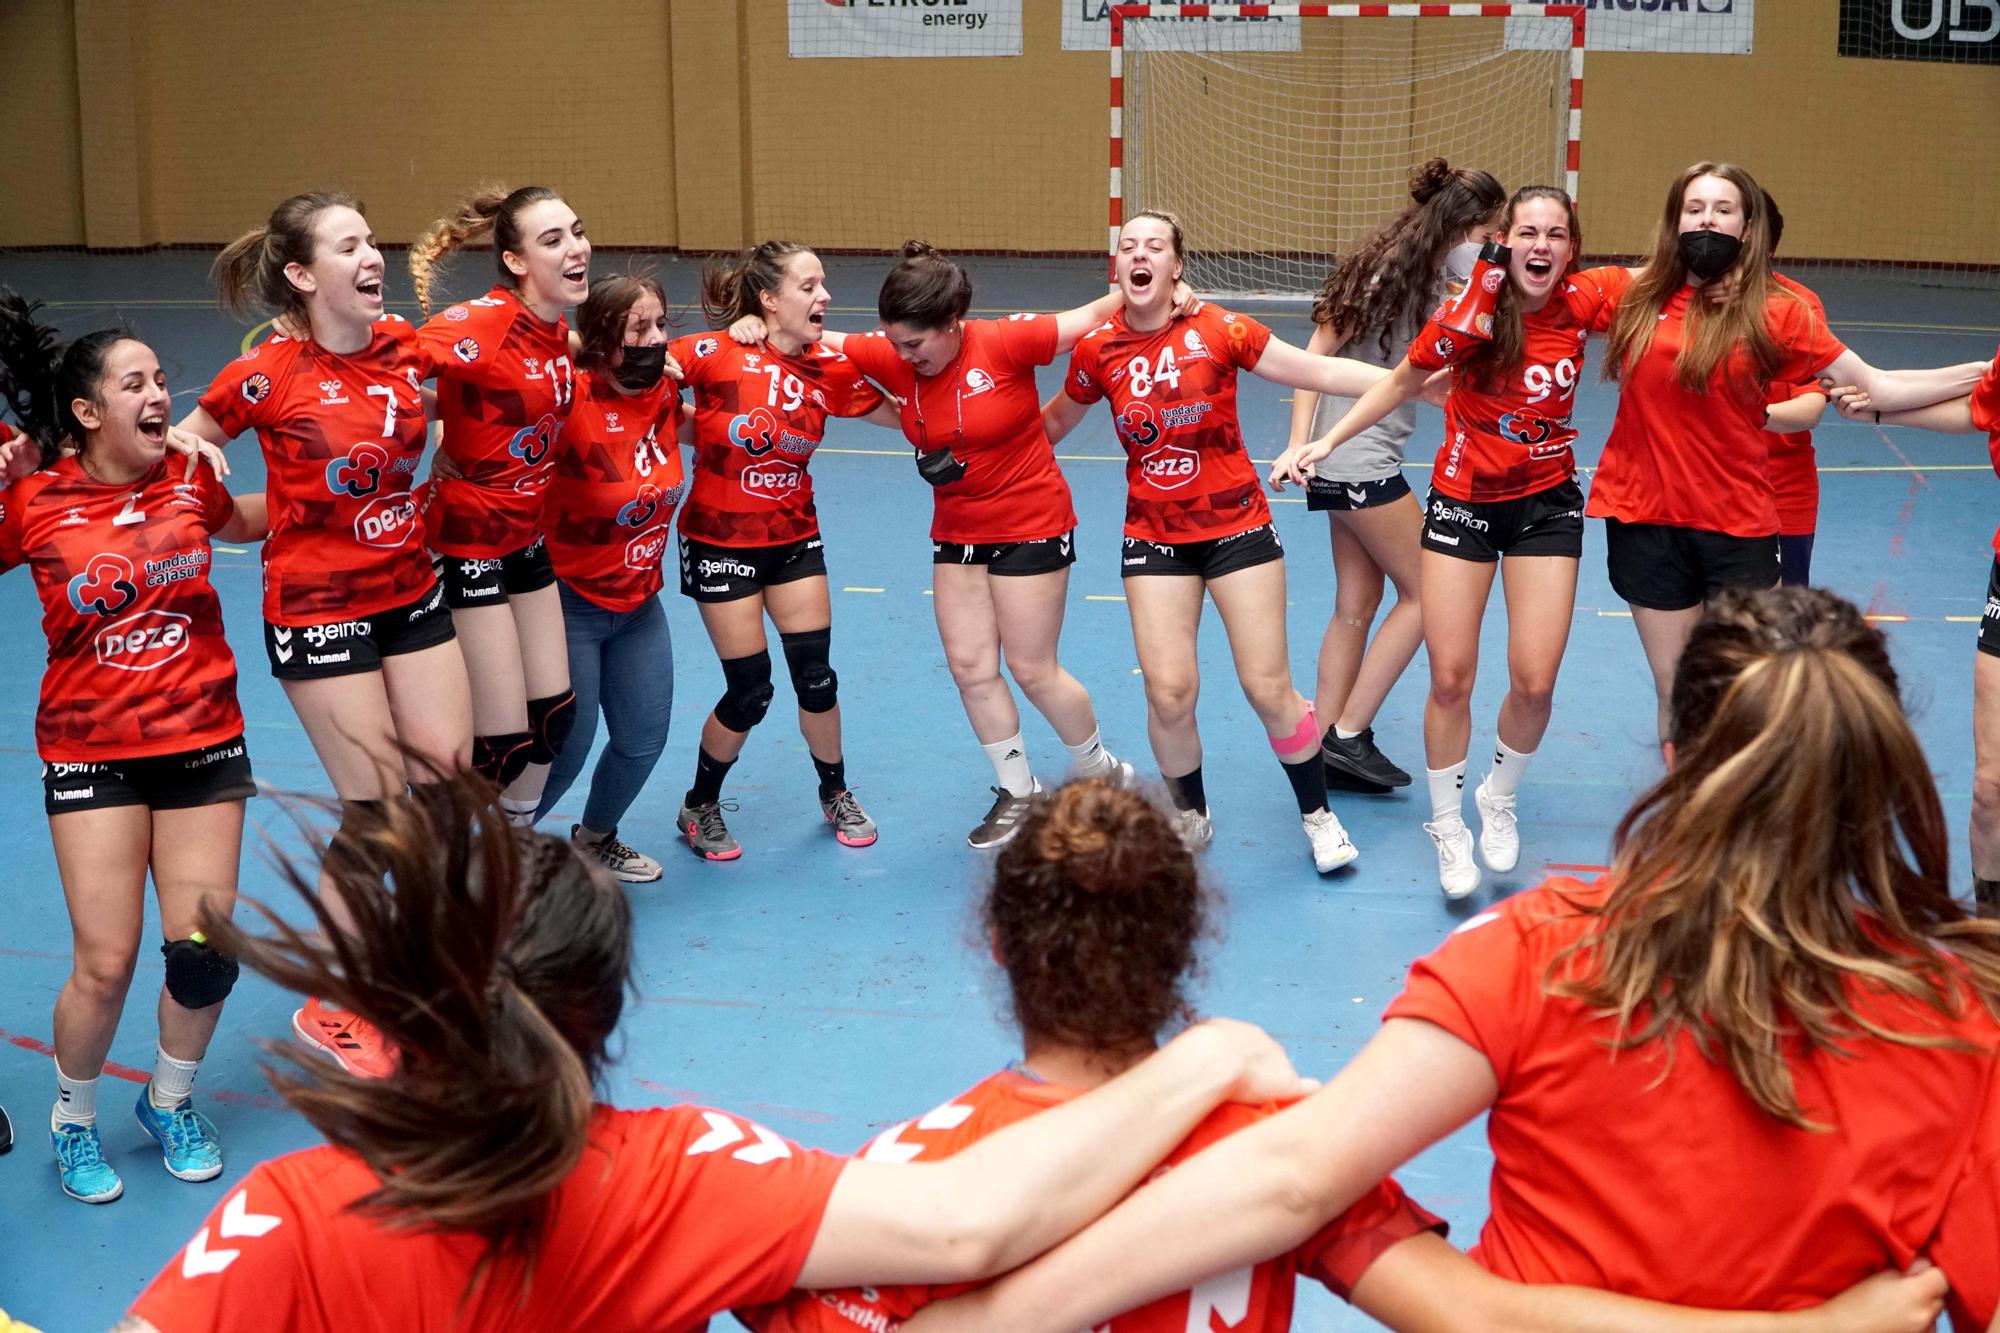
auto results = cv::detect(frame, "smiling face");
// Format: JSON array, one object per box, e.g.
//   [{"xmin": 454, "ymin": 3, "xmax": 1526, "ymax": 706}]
[
  {"xmin": 1504, "ymin": 195, "xmax": 1575, "ymax": 305},
  {"xmin": 71, "ymin": 339, "xmax": 170, "ymax": 470},
  {"xmin": 609, "ymin": 290, "xmax": 670, "ymax": 369},
  {"xmin": 1115, "ymin": 215, "xmax": 1183, "ymax": 314},
  {"xmin": 1678, "ymin": 173, "xmax": 1746, "ymax": 239},
  {"xmin": 759, "ymin": 251, "xmax": 831, "ymax": 347},
  {"xmin": 504, "ymin": 198, "xmax": 591, "ymax": 312},
  {"xmin": 288, "ymin": 204, "xmax": 384, "ymax": 326},
  {"xmin": 883, "ymin": 320, "xmax": 962, "ymax": 378}
]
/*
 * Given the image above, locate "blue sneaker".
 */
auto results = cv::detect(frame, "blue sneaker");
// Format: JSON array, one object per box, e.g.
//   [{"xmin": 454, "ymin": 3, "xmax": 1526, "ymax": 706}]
[
  {"xmin": 133, "ymin": 1084, "xmax": 223, "ymax": 1182},
  {"xmin": 51, "ymin": 1121, "xmax": 123, "ymax": 1203}
]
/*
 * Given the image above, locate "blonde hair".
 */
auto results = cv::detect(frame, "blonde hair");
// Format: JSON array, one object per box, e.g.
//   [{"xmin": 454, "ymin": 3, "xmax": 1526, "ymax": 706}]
[{"xmin": 409, "ymin": 185, "xmax": 561, "ymax": 315}]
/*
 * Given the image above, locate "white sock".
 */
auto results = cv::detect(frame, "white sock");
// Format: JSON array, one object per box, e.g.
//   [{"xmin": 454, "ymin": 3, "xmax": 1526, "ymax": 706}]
[
  {"xmin": 1335, "ymin": 725, "xmax": 1363, "ymax": 741},
  {"xmin": 1063, "ymin": 728, "xmax": 1115, "ymax": 778},
  {"xmin": 499, "ymin": 796, "xmax": 539, "ymax": 828},
  {"xmin": 1486, "ymin": 737, "xmax": 1536, "ymax": 800},
  {"xmin": 1427, "ymin": 761, "xmax": 1467, "ymax": 829},
  {"xmin": 150, "ymin": 1047, "xmax": 201, "ymax": 1109},
  {"xmin": 53, "ymin": 1067, "xmax": 97, "ymax": 1128},
  {"xmin": 981, "ymin": 732, "xmax": 1035, "ymax": 797}
]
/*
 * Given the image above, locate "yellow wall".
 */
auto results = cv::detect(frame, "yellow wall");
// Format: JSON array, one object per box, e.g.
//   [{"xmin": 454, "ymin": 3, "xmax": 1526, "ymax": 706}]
[{"xmin": 2, "ymin": 1, "xmax": 1992, "ymax": 266}]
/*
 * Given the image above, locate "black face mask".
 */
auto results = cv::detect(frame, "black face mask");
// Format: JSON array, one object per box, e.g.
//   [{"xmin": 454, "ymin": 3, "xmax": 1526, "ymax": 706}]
[
  {"xmin": 1677, "ymin": 229, "xmax": 1744, "ymax": 282},
  {"xmin": 612, "ymin": 343, "xmax": 667, "ymax": 391}
]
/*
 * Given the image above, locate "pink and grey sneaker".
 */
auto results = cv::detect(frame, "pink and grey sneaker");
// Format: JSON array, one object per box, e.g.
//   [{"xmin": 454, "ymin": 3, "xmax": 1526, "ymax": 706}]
[
  {"xmin": 820, "ymin": 789, "xmax": 878, "ymax": 847},
  {"xmin": 679, "ymin": 799, "xmax": 742, "ymax": 861}
]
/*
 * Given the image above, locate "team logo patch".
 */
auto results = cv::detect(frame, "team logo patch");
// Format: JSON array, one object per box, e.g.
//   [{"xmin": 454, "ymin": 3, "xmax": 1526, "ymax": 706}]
[
  {"xmin": 1481, "ymin": 267, "xmax": 1507, "ymax": 294},
  {"xmin": 617, "ymin": 483, "xmax": 664, "ymax": 529},
  {"xmin": 1074, "ymin": 370, "xmax": 1093, "ymax": 388},
  {"xmin": 1498, "ymin": 412, "xmax": 1554, "ymax": 447},
  {"xmin": 442, "ymin": 304, "xmax": 471, "ymax": 323},
  {"xmin": 1116, "ymin": 400, "xmax": 1161, "ymax": 449},
  {"xmin": 1182, "ymin": 329, "xmax": 1210, "ymax": 358},
  {"xmin": 94, "ymin": 609, "xmax": 191, "ymax": 672},
  {"xmin": 740, "ymin": 458, "xmax": 802, "ymax": 501},
  {"xmin": 694, "ymin": 337, "xmax": 719, "ymax": 358},
  {"xmin": 452, "ymin": 337, "xmax": 481, "ymax": 364},
  {"xmin": 964, "ymin": 368, "xmax": 996, "ymax": 395},
  {"xmin": 354, "ymin": 493, "xmax": 419, "ymax": 549},
  {"xmin": 1431, "ymin": 333, "xmax": 1457, "ymax": 360},
  {"xmin": 728, "ymin": 407, "xmax": 782, "ymax": 457},
  {"xmin": 66, "ymin": 552, "xmax": 139, "ymax": 616},
  {"xmin": 325, "ymin": 443, "xmax": 388, "ymax": 499},
  {"xmin": 507, "ymin": 414, "xmax": 559, "ymax": 468},
  {"xmin": 241, "ymin": 373, "xmax": 272, "ymax": 405}
]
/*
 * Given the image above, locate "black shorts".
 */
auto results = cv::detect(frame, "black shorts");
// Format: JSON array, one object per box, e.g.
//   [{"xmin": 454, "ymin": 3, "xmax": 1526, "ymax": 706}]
[
  {"xmin": 434, "ymin": 537, "xmax": 556, "ymax": 610},
  {"xmin": 1603, "ymin": 518, "xmax": 1780, "ymax": 612},
  {"xmin": 931, "ymin": 530, "xmax": 1076, "ymax": 577},
  {"xmin": 1120, "ymin": 522, "xmax": 1284, "ymax": 580},
  {"xmin": 1421, "ymin": 479, "xmax": 1586, "ymax": 563},
  {"xmin": 42, "ymin": 736, "xmax": 255, "ymax": 815},
  {"xmin": 1306, "ymin": 472, "xmax": 1413, "ymax": 513},
  {"xmin": 1979, "ymin": 558, "xmax": 2000, "ymax": 659},
  {"xmin": 265, "ymin": 581, "xmax": 455, "ymax": 680},
  {"xmin": 680, "ymin": 534, "xmax": 827, "ymax": 603}
]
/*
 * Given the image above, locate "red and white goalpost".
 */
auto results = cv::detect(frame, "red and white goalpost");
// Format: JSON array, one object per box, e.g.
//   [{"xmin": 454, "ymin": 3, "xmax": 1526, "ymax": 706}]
[{"xmin": 1109, "ymin": 4, "xmax": 1585, "ymax": 298}]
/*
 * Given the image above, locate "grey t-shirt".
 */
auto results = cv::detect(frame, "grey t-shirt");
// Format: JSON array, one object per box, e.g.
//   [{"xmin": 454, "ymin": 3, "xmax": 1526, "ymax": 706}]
[{"xmin": 1309, "ymin": 254, "xmax": 1471, "ymax": 484}]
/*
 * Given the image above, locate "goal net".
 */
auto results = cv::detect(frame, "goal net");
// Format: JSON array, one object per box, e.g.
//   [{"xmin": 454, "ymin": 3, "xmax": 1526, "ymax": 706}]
[{"xmin": 1112, "ymin": 4, "xmax": 1582, "ymax": 300}]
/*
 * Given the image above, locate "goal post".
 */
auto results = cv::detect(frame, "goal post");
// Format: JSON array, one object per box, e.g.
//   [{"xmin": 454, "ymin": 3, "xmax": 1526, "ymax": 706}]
[{"xmin": 1110, "ymin": 3, "xmax": 1585, "ymax": 299}]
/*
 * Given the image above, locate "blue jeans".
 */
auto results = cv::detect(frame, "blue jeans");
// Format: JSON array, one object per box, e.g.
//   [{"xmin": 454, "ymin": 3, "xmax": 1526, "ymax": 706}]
[{"xmin": 537, "ymin": 581, "xmax": 673, "ymax": 834}]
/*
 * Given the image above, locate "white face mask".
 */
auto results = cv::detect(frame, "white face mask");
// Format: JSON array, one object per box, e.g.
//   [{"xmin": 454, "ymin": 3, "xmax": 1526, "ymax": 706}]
[{"xmin": 1444, "ymin": 240, "xmax": 1484, "ymax": 284}]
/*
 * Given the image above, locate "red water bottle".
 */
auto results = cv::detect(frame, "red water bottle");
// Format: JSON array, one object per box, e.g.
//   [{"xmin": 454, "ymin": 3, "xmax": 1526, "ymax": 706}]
[{"xmin": 1432, "ymin": 240, "xmax": 1511, "ymax": 342}]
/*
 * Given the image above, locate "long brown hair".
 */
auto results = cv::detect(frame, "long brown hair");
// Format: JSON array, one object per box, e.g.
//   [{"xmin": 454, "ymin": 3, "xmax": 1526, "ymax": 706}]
[
  {"xmin": 1553, "ymin": 587, "xmax": 2000, "ymax": 1129},
  {"xmin": 1312, "ymin": 158, "xmax": 1504, "ymax": 359},
  {"xmin": 201, "ymin": 776, "xmax": 631, "ymax": 1282},
  {"xmin": 984, "ymin": 779, "xmax": 1210, "ymax": 1054},
  {"xmin": 212, "ymin": 191, "xmax": 363, "ymax": 329},
  {"xmin": 409, "ymin": 185, "xmax": 562, "ymax": 315},
  {"xmin": 698, "ymin": 240, "xmax": 811, "ymax": 330},
  {"xmin": 1603, "ymin": 161, "xmax": 1810, "ymax": 396},
  {"xmin": 878, "ymin": 240, "xmax": 974, "ymax": 331},
  {"xmin": 1459, "ymin": 186, "xmax": 1581, "ymax": 393}
]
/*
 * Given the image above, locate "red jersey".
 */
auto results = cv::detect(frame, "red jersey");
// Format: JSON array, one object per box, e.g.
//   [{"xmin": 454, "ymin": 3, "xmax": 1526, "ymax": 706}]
[
  {"xmin": 670, "ymin": 332, "xmax": 882, "ymax": 549},
  {"xmin": 739, "ymin": 1069, "xmax": 1444, "ymax": 1333},
  {"xmin": 544, "ymin": 370, "xmax": 686, "ymax": 612},
  {"xmin": 1967, "ymin": 345, "xmax": 2000, "ymax": 553},
  {"xmin": 415, "ymin": 286, "xmax": 574, "ymax": 559},
  {"xmin": 1384, "ymin": 878, "xmax": 2000, "ymax": 1317},
  {"xmin": 0, "ymin": 458, "xmax": 243, "ymax": 762},
  {"xmin": 1065, "ymin": 304, "xmax": 1275, "ymax": 542},
  {"xmin": 198, "ymin": 319, "xmax": 431, "ymax": 625},
  {"xmin": 131, "ymin": 1103, "xmax": 847, "ymax": 1333},
  {"xmin": 841, "ymin": 316, "xmax": 1077, "ymax": 544},
  {"xmin": 1586, "ymin": 268, "xmax": 1845, "ymax": 538},
  {"xmin": 1408, "ymin": 273, "xmax": 1609, "ymax": 503}
]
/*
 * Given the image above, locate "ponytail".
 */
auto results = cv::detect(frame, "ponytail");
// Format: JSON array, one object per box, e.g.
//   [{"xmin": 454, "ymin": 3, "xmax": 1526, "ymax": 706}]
[
  {"xmin": 698, "ymin": 240, "xmax": 811, "ymax": 330},
  {"xmin": 212, "ymin": 191, "xmax": 363, "ymax": 327},
  {"xmin": 410, "ymin": 185, "xmax": 562, "ymax": 315},
  {"xmin": 878, "ymin": 240, "xmax": 973, "ymax": 331},
  {"xmin": 0, "ymin": 288, "xmax": 133, "ymax": 463}
]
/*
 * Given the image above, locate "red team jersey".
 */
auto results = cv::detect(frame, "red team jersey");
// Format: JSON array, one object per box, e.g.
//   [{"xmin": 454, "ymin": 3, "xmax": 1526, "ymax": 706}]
[
  {"xmin": 415, "ymin": 286, "xmax": 574, "ymax": 559},
  {"xmin": 1408, "ymin": 273, "xmax": 1611, "ymax": 504},
  {"xmin": 1584, "ymin": 268, "xmax": 1846, "ymax": 538},
  {"xmin": 669, "ymin": 333, "xmax": 882, "ymax": 549},
  {"xmin": 1384, "ymin": 879, "xmax": 2000, "ymax": 1319},
  {"xmin": 198, "ymin": 320, "xmax": 431, "ymax": 624},
  {"xmin": 841, "ymin": 316, "xmax": 1078, "ymax": 544},
  {"xmin": 740, "ymin": 1069, "xmax": 1444, "ymax": 1333},
  {"xmin": 131, "ymin": 1103, "xmax": 847, "ymax": 1333},
  {"xmin": 0, "ymin": 458, "xmax": 243, "ymax": 762},
  {"xmin": 1968, "ymin": 344, "xmax": 2000, "ymax": 553},
  {"xmin": 1766, "ymin": 378, "xmax": 1822, "ymax": 538},
  {"xmin": 543, "ymin": 370, "xmax": 686, "ymax": 611},
  {"xmin": 1065, "ymin": 304, "xmax": 1276, "ymax": 542}
]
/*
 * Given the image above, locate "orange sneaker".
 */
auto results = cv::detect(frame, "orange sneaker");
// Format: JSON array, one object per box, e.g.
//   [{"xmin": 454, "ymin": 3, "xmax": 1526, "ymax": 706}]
[{"xmin": 292, "ymin": 997, "xmax": 398, "ymax": 1079}]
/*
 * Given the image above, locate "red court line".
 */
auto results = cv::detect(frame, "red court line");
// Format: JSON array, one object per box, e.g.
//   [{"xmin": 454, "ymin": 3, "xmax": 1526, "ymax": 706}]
[
  {"xmin": 1544, "ymin": 863, "xmax": 1610, "ymax": 873},
  {"xmin": 2, "ymin": 1025, "xmax": 290, "ymax": 1111},
  {"xmin": 632, "ymin": 1078, "xmax": 838, "ymax": 1127}
]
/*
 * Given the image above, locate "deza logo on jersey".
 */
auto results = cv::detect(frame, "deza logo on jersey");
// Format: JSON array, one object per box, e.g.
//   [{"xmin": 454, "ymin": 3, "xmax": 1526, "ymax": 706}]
[
  {"xmin": 624, "ymin": 524, "xmax": 671, "ymax": 572},
  {"xmin": 740, "ymin": 458, "xmax": 803, "ymax": 501},
  {"xmin": 95, "ymin": 609, "xmax": 193, "ymax": 671},
  {"xmin": 354, "ymin": 493, "xmax": 419, "ymax": 549}
]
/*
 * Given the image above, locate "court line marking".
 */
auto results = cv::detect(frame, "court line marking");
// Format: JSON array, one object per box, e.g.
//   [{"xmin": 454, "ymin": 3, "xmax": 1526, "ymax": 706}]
[
  {"xmin": 842, "ymin": 586, "xmax": 884, "ymax": 593},
  {"xmin": 1084, "ymin": 594, "xmax": 1127, "ymax": 602},
  {"xmin": 817, "ymin": 447, "xmax": 1997, "ymax": 476}
]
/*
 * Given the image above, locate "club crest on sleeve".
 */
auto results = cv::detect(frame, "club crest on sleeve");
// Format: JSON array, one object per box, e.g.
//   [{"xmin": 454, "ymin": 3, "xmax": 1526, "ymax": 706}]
[
  {"xmin": 442, "ymin": 305, "xmax": 471, "ymax": 323},
  {"xmin": 694, "ymin": 337, "xmax": 719, "ymax": 358},
  {"xmin": 240, "ymin": 373, "xmax": 272, "ymax": 404},
  {"xmin": 452, "ymin": 338, "xmax": 480, "ymax": 364}
]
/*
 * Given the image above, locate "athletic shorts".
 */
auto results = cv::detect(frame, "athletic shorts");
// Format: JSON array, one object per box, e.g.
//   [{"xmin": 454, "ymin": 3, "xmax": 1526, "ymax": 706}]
[
  {"xmin": 1979, "ymin": 558, "xmax": 2000, "ymax": 659},
  {"xmin": 1603, "ymin": 518, "xmax": 1780, "ymax": 612},
  {"xmin": 434, "ymin": 536, "xmax": 556, "ymax": 610},
  {"xmin": 1422, "ymin": 479, "xmax": 1586, "ymax": 563},
  {"xmin": 931, "ymin": 530, "xmax": 1076, "ymax": 577},
  {"xmin": 264, "ymin": 580, "xmax": 455, "ymax": 680},
  {"xmin": 1306, "ymin": 472, "xmax": 1412, "ymax": 513},
  {"xmin": 42, "ymin": 736, "xmax": 255, "ymax": 815},
  {"xmin": 680, "ymin": 534, "xmax": 827, "ymax": 603},
  {"xmin": 1120, "ymin": 522, "xmax": 1284, "ymax": 580}
]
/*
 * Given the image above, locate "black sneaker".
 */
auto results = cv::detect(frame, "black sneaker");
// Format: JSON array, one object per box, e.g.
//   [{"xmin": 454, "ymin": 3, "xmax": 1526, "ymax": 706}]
[{"xmin": 1321, "ymin": 727, "xmax": 1411, "ymax": 789}]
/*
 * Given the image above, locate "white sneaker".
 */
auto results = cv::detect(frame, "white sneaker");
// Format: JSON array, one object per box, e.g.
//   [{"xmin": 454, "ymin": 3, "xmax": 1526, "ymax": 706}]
[
  {"xmin": 573, "ymin": 825, "xmax": 664, "ymax": 883},
  {"xmin": 1302, "ymin": 808, "xmax": 1359, "ymax": 873},
  {"xmin": 1171, "ymin": 807, "xmax": 1214, "ymax": 853},
  {"xmin": 1474, "ymin": 781, "xmax": 1520, "ymax": 873},
  {"xmin": 1096, "ymin": 755, "xmax": 1139, "ymax": 788},
  {"xmin": 1425, "ymin": 819, "xmax": 1482, "ymax": 900}
]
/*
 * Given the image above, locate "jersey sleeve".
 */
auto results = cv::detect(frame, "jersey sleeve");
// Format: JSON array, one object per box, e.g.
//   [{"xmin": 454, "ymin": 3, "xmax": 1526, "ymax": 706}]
[
  {"xmin": 197, "ymin": 345, "xmax": 282, "ymax": 437},
  {"xmin": 1383, "ymin": 898, "xmax": 1543, "ymax": 1085},
  {"xmin": 415, "ymin": 301, "xmax": 509, "ymax": 386},
  {"xmin": 991, "ymin": 313, "xmax": 1061, "ymax": 372},
  {"xmin": 1215, "ymin": 308, "xmax": 1273, "ymax": 371},
  {"xmin": 0, "ymin": 480, "xmax": 24, "ymax": 573},
  {"xmin": 128, "ymin": 1166, "xmax": 308, "ymax": 1333},
  {"xmin": 1572, "ymin": 266, "xmax": 1632, "ymax": 333},
  {"xmin": 200, "ymin": 468, "xmax": 239, "ymax": 533},
  {"xmin": 1065, "ymin": 339, "xmax": 1106, "ymax": 405},
  {"xmin": 1928, "ymin": 1073, "xmax": 2000, "ymax": 1330},
  {"xmin": 670, "ymin": 332, "xmax": 724, "ymax": 390},
  {"xmin": 1295, "ymin": 1176, "xmax": 1449, "ymax": 1302},
  {"xmin": 1967, "ymin": 345, "xmax": 2000, "ymax": 435},
  {"xmin": 1406, "ymin": 317, "xmax": 1476, "ymax": 375},
  {"xmin": 1770, "ymin": 282, "xmax": 1845, "ymax": 382},
  {"xmin": 837, "ymin": 329, "xmax": 898, "ymax": 383},
  {"xmin": 826, "ymin": 356, "xmax": 887, "ymax": 418}
]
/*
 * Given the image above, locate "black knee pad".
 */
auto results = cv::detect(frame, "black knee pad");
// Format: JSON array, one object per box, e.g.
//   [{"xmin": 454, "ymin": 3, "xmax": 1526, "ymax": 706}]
[
  {"xmin": 527, "ymin": 689, "xmax": 578, "ymax": 765},
  {"xmin": 161, "ymin": 934, "xmax": 238, "ymax": 1010},
  {"xmin": 780, "ymin": 628, "xmax": 838, "ymax": 714},
  {"xmin": 714, "ymin": 650, "xmax": 775, "ymax": 733},
  {"xmin": 473, "ymin": 732, "xmax": 535, "ymax": 787}
]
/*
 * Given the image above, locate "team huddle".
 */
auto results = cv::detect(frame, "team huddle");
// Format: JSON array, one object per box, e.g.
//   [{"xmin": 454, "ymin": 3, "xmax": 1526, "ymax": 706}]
[{"xmin": 3, "ymin": 152, "xmax": 2000, "ymax": 1332}]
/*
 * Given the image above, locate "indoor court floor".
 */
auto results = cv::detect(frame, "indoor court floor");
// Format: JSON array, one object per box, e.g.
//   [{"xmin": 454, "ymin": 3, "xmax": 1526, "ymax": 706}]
[{"xmin": 0, "ymin": 250, "xmax": 1994, "ymax": 1330}]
